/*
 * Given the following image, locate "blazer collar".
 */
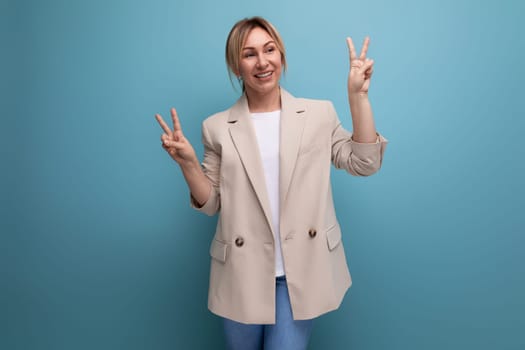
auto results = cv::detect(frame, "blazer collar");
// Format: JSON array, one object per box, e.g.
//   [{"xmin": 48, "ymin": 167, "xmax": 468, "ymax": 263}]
[
  {"xmin": 227, "ymin": 88, "xmax": 305, "ymax": 122},
  {"xmin": 227, "ymin": 88, "xmax": 307, "ymax": 235}
]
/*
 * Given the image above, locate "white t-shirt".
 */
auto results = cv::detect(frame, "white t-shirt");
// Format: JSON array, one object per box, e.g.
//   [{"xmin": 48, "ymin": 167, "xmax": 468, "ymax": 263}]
[{"xmin": 250, "ymin": 110, "xmax": 284, "ymax": 277}]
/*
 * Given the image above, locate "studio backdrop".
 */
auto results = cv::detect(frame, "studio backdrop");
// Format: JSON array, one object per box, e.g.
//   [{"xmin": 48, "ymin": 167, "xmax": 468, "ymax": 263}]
[{"xmin": 3, "ymin": 0, "xmax": 524, "ymax": 349}]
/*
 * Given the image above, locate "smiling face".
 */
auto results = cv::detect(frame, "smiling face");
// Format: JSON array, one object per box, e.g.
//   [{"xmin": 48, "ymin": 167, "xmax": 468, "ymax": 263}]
[{"xmin": 237, "ymin": 26, "xmax": 283, "ymax": 98}]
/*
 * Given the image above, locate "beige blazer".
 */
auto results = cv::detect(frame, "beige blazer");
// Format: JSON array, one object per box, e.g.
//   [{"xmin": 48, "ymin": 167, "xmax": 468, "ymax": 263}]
[{"xmin": 191, "ymin": 88, "xmax": 387, "ymax": 324}]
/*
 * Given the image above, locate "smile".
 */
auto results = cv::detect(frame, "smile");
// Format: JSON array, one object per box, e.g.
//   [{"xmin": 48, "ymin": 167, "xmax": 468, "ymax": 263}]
[{"xmin": 255, "ymin": 72, "xmax": 272, "ymax": 78}]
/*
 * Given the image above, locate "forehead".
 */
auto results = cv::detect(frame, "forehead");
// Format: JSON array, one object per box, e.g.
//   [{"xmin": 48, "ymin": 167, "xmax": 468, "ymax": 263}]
[{"xmin": 243, "ymin": 27, "xmax": 274, "ymax": 47}]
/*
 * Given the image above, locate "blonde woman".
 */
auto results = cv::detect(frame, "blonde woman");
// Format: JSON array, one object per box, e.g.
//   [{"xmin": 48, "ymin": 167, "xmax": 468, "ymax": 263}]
[{"xmin": 155, "ymin": 16, "xmax": 387, "ymax": 350}]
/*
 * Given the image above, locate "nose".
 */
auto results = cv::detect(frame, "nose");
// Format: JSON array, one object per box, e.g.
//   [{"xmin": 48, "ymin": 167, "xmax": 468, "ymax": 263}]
[{"xmin": 256, "ymin": 53, "xmax": 269, "ymax": 68}]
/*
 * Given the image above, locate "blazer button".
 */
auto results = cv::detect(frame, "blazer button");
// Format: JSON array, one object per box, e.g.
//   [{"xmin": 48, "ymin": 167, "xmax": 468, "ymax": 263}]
[
  {"xmin": 308, "ymin": 229, "xmax": 317, "ymax": 238},
  {"xmin": 235, "ymin": 237, "xmax": 244, "ymax": 247}
]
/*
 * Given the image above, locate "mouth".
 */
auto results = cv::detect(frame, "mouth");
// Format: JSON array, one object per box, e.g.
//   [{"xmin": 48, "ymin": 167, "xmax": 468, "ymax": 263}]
[{"xmin": 254, "ymin": 71, "xmax": 273, "ymax": 79}]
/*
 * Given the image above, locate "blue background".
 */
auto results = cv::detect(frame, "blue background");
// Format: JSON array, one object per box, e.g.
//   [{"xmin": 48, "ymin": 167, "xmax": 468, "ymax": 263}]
[{"xmin": 3, "ymin": 0, "xmax": 524, "ymax": 349}]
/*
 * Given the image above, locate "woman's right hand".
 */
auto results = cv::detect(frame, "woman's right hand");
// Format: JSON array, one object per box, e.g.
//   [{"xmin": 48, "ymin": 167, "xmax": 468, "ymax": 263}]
[{"xmin": 155, "ymin": 108, "xmax": 198, "ymax": 166}]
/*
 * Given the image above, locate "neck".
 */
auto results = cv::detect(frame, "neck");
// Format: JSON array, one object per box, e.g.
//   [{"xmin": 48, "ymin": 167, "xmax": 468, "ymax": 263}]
[{"xmin": 245, "ymin": 87, "xmax": 281, "ymax": 113}]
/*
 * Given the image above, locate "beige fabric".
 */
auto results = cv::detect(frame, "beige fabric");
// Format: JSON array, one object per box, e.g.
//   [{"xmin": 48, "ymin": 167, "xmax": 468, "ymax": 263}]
[{"xmin": 191, "ymin": 89, "xmax": 387, "ymax": 324}]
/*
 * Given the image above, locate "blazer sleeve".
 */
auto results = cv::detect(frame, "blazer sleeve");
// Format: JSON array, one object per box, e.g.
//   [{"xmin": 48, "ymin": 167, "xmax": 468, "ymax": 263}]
[
  {"xmin": 329, "ymin": 102, "xmax": 388, "ymax": 176},
  {"xmin": 190, "ymin": 121, "xmax": 221, "ymax": 215}
]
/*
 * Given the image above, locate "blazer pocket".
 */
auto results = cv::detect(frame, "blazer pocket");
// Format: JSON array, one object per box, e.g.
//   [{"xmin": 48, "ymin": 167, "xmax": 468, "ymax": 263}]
[
  {"xmin": 326, "ymin": 223, "xmax": 342, "ymax": 251},
  {"xmin": 210, "ymin": 239, "xmax": 228, "ymax": 263}
]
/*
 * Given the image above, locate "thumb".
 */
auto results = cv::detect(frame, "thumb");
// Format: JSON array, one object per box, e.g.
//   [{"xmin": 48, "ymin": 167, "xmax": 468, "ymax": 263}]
[{"xmin": 359, "ymin": 58, "xmax": 374, "ymax": 74}]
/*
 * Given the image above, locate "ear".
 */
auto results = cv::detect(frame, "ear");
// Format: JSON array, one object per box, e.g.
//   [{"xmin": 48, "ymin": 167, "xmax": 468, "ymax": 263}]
[{"xmin": 233, "ymin": 63, "xmax": 243, "ymax": 78}]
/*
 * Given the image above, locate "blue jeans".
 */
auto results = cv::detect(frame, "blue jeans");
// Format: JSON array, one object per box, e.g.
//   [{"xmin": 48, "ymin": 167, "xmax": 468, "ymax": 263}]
[{"xmin": 222, "ymin": 276, "xmax": 314, "ymax": 350}]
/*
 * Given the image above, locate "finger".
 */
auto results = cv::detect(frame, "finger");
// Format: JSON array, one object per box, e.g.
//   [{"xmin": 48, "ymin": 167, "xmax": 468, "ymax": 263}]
[
  {"xmin": 162, "ymin": 139, "xmax": 185, "ymax": 149},
  {"xmin": 350, "ymin": 60, "xmax": 363, "ymax": 69},
  {"xmin": 171, "ymin": 108, "xmax": 183, "ymax": 133},
  {"xmin": 346, "ymin": 37, "xmax": 357, "ymax": 61},
  {"xmin": 161, "ymin": 134, "xmax": 171, "ymax": 144},
  {"xmin": 359, "ymin": 36, "xmax": 370, "ymax": 61},
  {"xmin": 173, "ymin": 129, "xmax": 184, "ymax": 142},
  {"xmin": 359, "ymin": 58, "xmax": 374, "ymax": 74},
  {"xmin": 155, "ymin": 114, "xmax": 173, "ymax": 135}
]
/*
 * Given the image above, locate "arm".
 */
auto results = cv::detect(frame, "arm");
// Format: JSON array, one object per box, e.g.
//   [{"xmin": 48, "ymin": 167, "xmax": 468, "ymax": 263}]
[
  {"xmin": 330, "ymin": 37, "xmax": 387, "ymax": 175},
  {"xmin": 346, "ymin": 37, "xmax": 378, "ymax": 143},
  {"xmin": 179, "ymin": 158, "xmax": 211, "ymax": 207},
  {"xmin": 191, "ymin": 122, "xmax": 221, "ymax": 215},
  {"xmin": 331, "ymin": 101, "xmax": 387, "ymax": 176}
]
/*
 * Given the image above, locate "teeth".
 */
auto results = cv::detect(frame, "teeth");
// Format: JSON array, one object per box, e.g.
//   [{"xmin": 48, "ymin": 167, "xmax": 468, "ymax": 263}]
[{"xmin": 256, "ymin": 72, "xmax": 272, "ymax": 78}]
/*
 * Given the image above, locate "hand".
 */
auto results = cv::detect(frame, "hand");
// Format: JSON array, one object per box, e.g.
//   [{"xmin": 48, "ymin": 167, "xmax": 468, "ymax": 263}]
[
  {"xmin": 346, "ymin": 36, "xmax": 374, "ymax": 95},
  {"xmin": 155, "ymin": 108, "xmax": 198, "ymax": 165}
]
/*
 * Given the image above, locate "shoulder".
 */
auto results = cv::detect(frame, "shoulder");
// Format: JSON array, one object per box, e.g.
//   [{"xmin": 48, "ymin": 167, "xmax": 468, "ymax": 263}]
[
  {"xmin": 200, "ymin": 104, "xmax": 239, "ymax": 139},
  {"xmin": 284, "ymin": 92, "xmax": 339, "ymax": 130},
  {"xmin": 293, "ymin": 97, "xmax": 338, "ymax": 123},
  {"xmin": 202, "ymin": 108, "xmax": 230, "ymax": 128},
  {"xmin": 202, "ymin": 94, "xmax": 248, "ymax": 129},
  {"xmin": 298, "ymin": 97, "xmax": 334, "ymax": 110},
  {"xmin": 282, "ymin": 89, "xmax": 335, "ymax": 114}
]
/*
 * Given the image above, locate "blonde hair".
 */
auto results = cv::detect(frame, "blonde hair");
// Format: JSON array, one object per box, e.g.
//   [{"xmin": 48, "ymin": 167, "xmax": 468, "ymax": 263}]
[{"xmin": 225, "ymin": 17, "xmax": 287, "ymax": 89}]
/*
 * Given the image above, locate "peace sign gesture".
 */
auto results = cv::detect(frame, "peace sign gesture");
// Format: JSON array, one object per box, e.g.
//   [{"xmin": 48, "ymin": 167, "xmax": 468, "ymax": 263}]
[
  {"xmin": 155, "ymin": 108, "xmax": 197, "ymax": 165},
  {"xmin": 346, "ymin": 36, "xmax": 374, "ymax": 95}
]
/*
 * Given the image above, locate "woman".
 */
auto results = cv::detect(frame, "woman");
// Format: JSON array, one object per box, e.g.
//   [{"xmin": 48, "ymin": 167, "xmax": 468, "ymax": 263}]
[{"xmin": 155, "ymin": 16, "xmax": 387, "ymax": 350}]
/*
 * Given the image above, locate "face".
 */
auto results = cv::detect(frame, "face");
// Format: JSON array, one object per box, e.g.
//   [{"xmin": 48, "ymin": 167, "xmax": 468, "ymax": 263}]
[{"xmin": 237, "ymin": 27, "xmax": 283, "ymax": 97}]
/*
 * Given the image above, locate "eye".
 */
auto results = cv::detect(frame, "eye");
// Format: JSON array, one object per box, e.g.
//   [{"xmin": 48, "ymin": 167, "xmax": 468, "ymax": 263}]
[
  {"xmin": 266, "ymin": 46, "xmax": 276, "ymax": 53},
  {"xmin": 243, "ymin": 51, "xmax": 255, "ymax": 58}
]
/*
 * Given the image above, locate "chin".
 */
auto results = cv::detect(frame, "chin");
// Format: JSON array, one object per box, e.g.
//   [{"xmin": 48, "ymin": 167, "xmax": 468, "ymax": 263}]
[{"xmin": 256, "ymin": 82, "xmax": 280, "ymax": 94}]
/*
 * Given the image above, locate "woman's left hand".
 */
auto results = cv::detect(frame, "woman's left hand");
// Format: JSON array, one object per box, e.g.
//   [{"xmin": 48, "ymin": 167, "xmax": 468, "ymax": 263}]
[{"xmin": 346, "ymin": 36, "xmax": 374, "ymax": 95}]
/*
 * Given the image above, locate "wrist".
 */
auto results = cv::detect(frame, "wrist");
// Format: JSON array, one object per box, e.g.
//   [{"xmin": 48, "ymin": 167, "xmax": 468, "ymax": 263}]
[
  {"xmin": 179, "ymin": 157, "xmax": 201, "ymax": 172},
  {"xmin": 348, "ymin": 91, "xmax": 369, "ymax": 100},
  {"xmin": 348, "ymin": 92, "xmax": 371, "ymax": 112}
]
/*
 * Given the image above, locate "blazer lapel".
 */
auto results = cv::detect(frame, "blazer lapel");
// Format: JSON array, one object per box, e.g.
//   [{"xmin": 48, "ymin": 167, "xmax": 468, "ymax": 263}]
[
  {"xmin": 227, "ymin": 89, "xmax": 307, "ymax": 235},
  {"xmin": 279, "ymin": 89, "xmax": 307, "ymax": 208},
  {"xmin": 228, "ymin": 95, "xmax": 274, "ymax": 236}
]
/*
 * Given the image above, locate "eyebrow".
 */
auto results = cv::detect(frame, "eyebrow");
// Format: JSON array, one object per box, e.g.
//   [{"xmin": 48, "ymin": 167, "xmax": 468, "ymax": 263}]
[{"xmin": 242, "ymin": 41, "xmax": 275, "ymax": 50}]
